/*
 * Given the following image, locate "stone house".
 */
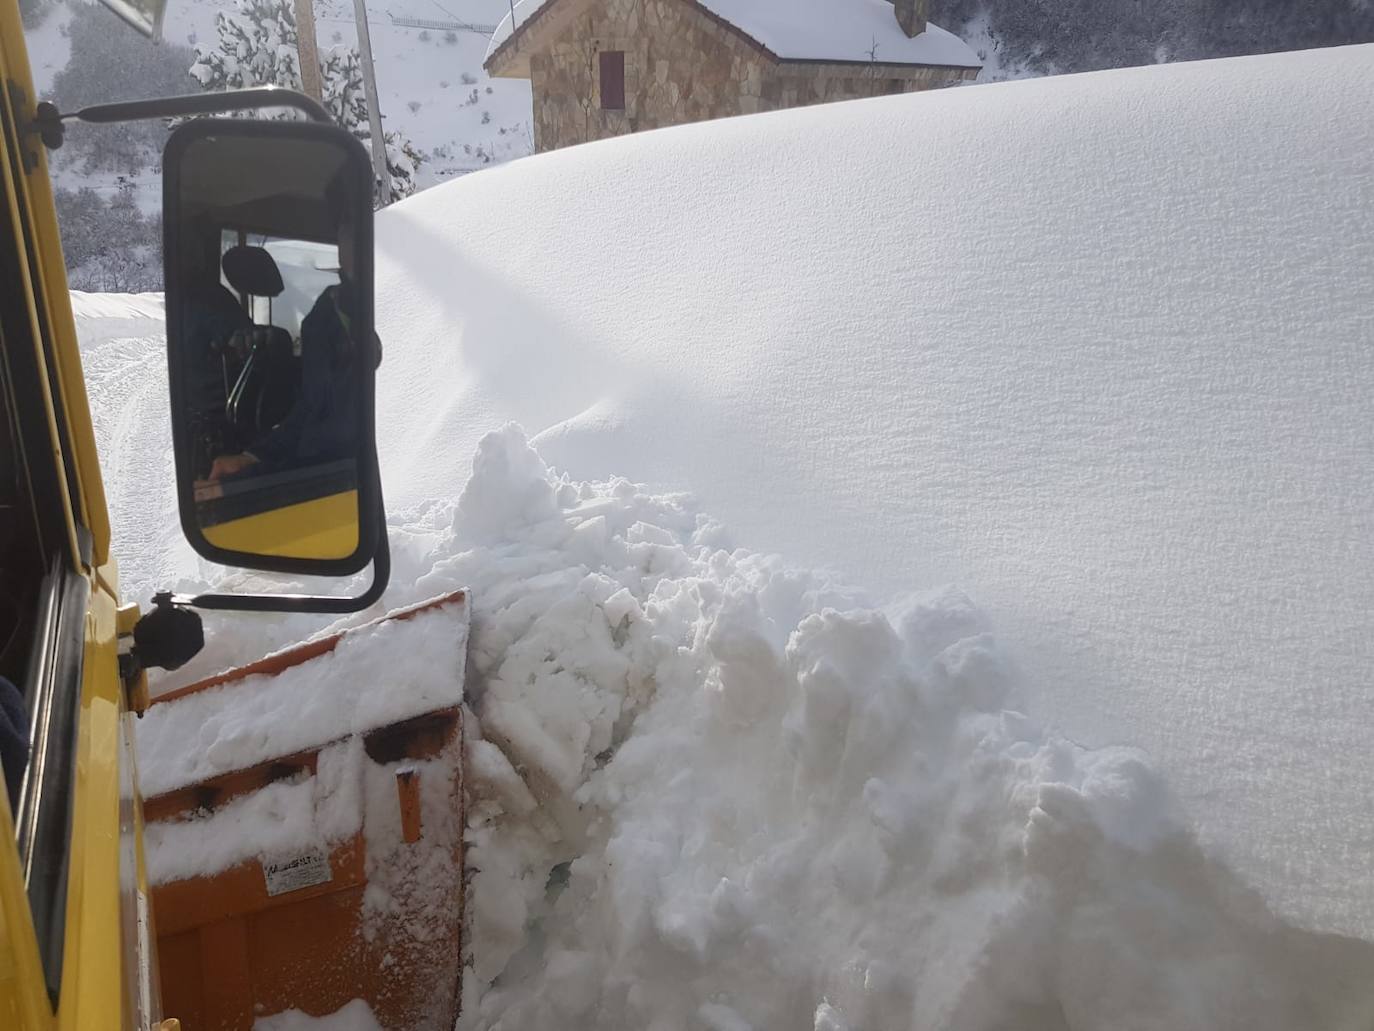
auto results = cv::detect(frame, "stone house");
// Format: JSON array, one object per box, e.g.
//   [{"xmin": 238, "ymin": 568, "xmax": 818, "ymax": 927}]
[{"xmin": 484, "ymin": 0, "xmax": 982, "ymax": 152}]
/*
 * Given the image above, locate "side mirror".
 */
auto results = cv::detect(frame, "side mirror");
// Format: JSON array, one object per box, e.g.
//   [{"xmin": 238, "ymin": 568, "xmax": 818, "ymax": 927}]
[{"xmin": 163, "ymin": 118, "xmax": 381, "ymax": 582}]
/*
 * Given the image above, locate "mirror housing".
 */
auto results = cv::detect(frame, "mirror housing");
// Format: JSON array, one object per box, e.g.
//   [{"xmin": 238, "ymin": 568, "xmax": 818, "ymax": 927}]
[{"xmin": 163, "ymin": 117, "xmax": 382, "ymax": 582}]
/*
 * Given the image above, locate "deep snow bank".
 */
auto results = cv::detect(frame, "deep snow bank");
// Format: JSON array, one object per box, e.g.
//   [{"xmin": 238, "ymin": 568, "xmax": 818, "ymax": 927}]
[{"xmin": 367, "ymin": 45, "xmax": 1374, "ymax": 936}]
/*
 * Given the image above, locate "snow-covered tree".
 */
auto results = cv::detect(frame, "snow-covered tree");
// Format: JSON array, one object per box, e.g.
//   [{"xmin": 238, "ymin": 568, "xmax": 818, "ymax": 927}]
[
  {"xmin": 20, "ymin": 0, "xmax": 52, "ymax": 28},
  {"xmin": 190, "ymin": 0, "xmax": 421, "ymax": 203},
  {"xmin": 320, "ymin": 47, "xmax": 421, "ymax": 201},
  {"xmin": 190, "ymin": 0, "xmax": 303, "ymax": 97},
  {"xmin": 319, "ymin": 46, "xmax": 366, "ymax": 129},
  {"xmin": 55, "ymin": 183, "xmax": 162, "ymax": 292},
  {"xmin": 372, "ymin": 132, "xmax": 422, "ymax": 202}
]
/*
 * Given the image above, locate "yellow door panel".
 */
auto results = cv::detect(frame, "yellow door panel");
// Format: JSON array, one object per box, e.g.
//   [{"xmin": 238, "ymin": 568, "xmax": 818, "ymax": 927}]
[
  {"xmin": 0, "ymin": 774, "xmax": 51, "ymax": 1031},
  {"xmin": 55, "ymin": 577, "xmax": 124, "ymax": 1031},
  {"xmin": 201, "ymin": 489, "xmax": 361, "ymax": 559},
  {"xmin": 0, "ymin": 0, "xmax": 111, "ymax": 567}
]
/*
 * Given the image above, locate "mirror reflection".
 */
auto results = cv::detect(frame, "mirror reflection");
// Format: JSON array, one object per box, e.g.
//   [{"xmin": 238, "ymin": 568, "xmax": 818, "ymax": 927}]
[{"xmin": 172, "ymin": 131, "xmax": 370, "ymax": 563}]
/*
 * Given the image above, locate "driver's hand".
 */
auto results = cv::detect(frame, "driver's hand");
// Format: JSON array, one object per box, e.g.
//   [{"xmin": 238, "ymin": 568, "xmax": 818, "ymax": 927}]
[{"xmin": 208, "ymin": 452, "xmax": 260, "ymax": 481}]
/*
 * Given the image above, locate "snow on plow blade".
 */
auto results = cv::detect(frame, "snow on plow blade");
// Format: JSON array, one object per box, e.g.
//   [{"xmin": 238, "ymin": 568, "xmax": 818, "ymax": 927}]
[{"xmin": 138, "ymin": 591, "xmax": 470, "ymax": 1031}]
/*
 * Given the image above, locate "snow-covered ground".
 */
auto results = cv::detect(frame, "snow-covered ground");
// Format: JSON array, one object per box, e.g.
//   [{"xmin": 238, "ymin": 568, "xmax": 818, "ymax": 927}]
[
  {"xmin": 23, "ymin": 0, "xmax": 72, "ymax": 94},
  {"xmin": 71, "ymin": 37, "xmax": 1374, "ymax": 1031}
]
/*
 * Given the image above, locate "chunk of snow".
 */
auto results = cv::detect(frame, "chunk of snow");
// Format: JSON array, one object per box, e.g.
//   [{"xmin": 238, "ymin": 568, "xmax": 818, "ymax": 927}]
[{"xmin": 145, "ymin": 739, "xmax": 363, "ymax": 886}]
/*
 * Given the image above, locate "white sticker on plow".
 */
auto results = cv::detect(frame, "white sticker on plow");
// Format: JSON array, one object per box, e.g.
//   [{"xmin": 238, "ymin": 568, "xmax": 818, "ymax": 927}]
[{"xmin": 263, "ymin": 850, "xmax": 332, "ymax": 897}]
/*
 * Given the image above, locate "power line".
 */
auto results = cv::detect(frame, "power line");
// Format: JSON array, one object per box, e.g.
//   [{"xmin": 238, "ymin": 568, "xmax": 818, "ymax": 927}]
[{"xmin": 387, "ymin": 13, "xmax": 497, "ymax": 33}]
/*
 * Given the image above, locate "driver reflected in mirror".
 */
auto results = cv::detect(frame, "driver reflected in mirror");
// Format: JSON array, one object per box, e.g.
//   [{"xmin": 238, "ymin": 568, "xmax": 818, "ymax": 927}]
[
  {"xmin": 180, "ymin": 161, "xmax": 373, "ymax": 562},
  {"xmin": 202, "ymin": 177, "xmax": 370, "ymax": 484},
  {"xmin": 169, "ymin": 123, "xmax": 377, "ymax": 567}
]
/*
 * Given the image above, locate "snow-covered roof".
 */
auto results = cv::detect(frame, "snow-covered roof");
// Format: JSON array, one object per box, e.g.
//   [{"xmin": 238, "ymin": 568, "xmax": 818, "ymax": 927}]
[{"xmin": 486, "ymin": 0, "xmax": 982, "ymax": 69}]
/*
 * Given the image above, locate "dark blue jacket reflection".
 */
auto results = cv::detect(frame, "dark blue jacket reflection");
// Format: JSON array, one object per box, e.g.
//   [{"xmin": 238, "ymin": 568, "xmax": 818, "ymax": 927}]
[{"xmin": 250, "ymin": 282, "xmax": 361, "ymax": 472}]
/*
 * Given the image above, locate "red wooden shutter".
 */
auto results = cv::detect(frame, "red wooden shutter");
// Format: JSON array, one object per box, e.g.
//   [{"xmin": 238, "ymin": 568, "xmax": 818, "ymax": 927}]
[{"xmin": 600, "ymin": 50, "xmax": 625, "ymax": 111}]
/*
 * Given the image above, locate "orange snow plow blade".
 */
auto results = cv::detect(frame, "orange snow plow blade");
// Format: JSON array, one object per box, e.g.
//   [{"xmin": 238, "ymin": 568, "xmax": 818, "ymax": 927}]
[{"xmin": 142, "ymin": 591, "xmax": 470, "ymax": 1031}]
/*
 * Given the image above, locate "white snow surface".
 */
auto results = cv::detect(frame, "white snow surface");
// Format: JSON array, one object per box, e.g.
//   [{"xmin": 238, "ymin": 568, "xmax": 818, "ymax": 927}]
[
  {"xmin": 366, "ymin": 44, "xmax": 1374, "ymax": 938},
  {"xmin": 70, "ymin": 291, "xmax": 165, "ymax": 321},
  {"xmin": 70, "ymin": 42, "xmax": 1374, "ymax": 1025},
  {"xmin": 487, "ymin": 0, "xmax": 981, "ymax": 67}
]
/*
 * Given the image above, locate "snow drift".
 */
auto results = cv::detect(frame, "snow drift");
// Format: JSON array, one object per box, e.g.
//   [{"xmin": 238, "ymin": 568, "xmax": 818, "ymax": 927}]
[{"xmin": 363, "ymin": 44, "xmax": 1374, "ymax": 937}]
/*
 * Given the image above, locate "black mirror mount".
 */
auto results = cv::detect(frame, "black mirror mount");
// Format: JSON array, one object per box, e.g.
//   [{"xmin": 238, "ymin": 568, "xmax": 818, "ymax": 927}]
[
  {"xmin": 33, "ymin": 87, "xmax": 334, "ymax": 153},
  {"xmin": 172, "ymin": 515, "xmax": 390, "ymax": 615}
]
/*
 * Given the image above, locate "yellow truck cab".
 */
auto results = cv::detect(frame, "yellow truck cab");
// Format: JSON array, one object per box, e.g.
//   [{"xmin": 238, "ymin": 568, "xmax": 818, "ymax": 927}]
[
  {"xmin": 0, "ymin": 1, "xmax": 454, "ymax": 1026},
  {"xmin": 0, "ymin": 0, "xmax": 159, "ymax": 1025}
]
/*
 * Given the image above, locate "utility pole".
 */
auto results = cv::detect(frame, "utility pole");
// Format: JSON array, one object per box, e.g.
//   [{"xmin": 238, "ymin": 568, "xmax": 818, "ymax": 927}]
[
  {"xmin": 352, "ymin": 0, "xmax": 391, "ymax": 205},
  {"xmin": 292, "ymin": 0, "xmax": 324, "ymax": 101}
]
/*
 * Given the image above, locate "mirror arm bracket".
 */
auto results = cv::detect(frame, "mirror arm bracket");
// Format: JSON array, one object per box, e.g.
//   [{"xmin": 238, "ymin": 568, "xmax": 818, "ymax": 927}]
[
  {"xmin": 163, "ymin": 518, "xmax": 391, "ymax": 616},
  {"xmin": 32, "ymin": 87, "xmax": 332, "ymax": 152}
]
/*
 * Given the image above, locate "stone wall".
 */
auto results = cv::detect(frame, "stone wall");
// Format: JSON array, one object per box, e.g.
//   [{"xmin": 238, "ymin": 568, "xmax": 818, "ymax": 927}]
[
  {"xmin": 529, "ymin": 0, "xmax": 770, "ymax": 151},
  {"xmin": 524, "ymin": 0, "xmax": 975, "ymax": 152}
]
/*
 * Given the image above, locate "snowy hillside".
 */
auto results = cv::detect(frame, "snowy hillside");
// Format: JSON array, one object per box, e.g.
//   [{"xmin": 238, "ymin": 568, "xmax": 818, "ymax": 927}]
[
  {"xmin": 25, "ymin": 0, "xmax": 533, "ymax": 188},
  {"xmin": 166, "ymin": 0, "xmax": 533, "ymax": 180},
  {"xmin": 71, "ymin": 39, "xmax": 1374, "ymax": 1028}
]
